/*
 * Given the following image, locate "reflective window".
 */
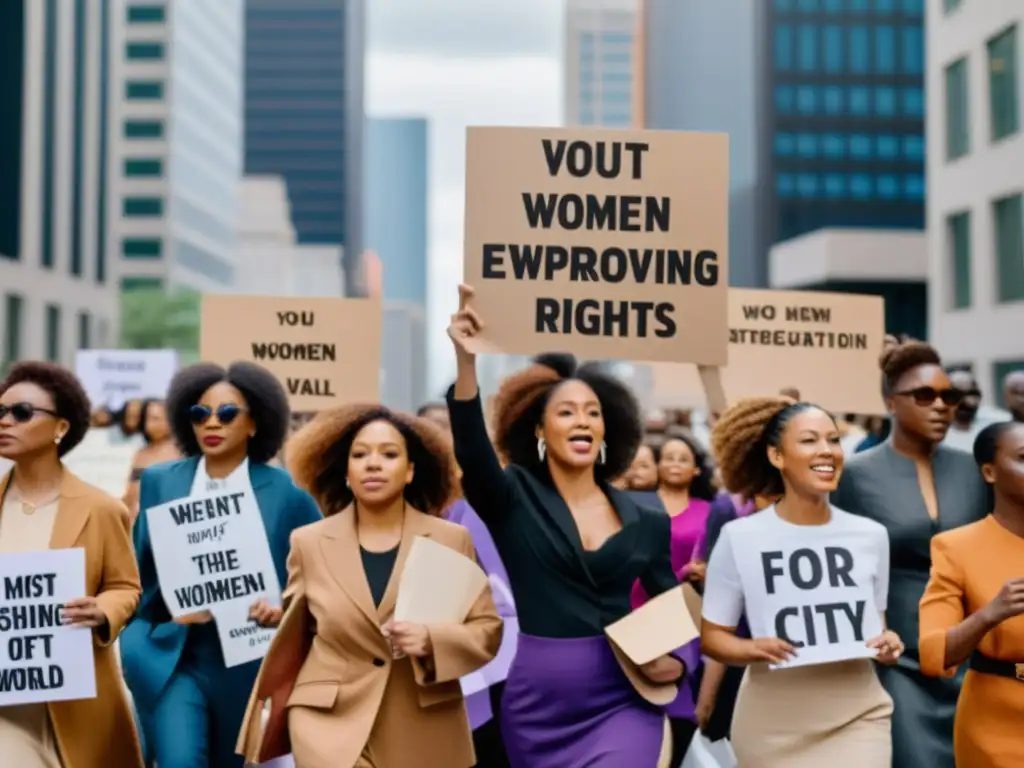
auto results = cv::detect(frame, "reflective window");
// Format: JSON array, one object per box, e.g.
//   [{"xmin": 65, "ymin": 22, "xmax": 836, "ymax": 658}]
[
  {"xmin": 850, "ymin": 134, "xmax": 873, "ymax": 157},
  {"xmin": 122, "ymin": 197, "xmax": 163, "ymax": 217},
  {"xmin": 602, "ymin": 32, "xmax": 632, "ymax": 45},
  {"xmin": 945, "ymin": 58, "xmax": 970, "ymax": 159},
  {"xmin": 824, "ymin": 174, "xmax": 845, "ymax": 197},
  {"xmin": 877, "ymin": 135, "xmax": 900, "ymax": 157},
  {"xmin": 798, "ymin": 0, "xmax": 818, "ymax": 9},
  {"xmin": 775, "ymin": 133, "xmax": 796, "ymax": 155},
  {"xmin": 823, "ymin": 134, "xmax": 845, "ymax": 157},
  {"xmin": 850, "ymin": 87, "xmax": 871, "ymax": 114},
  {"xmin": 824, "ymin": 0, "xmax": 843, "ymax": 10},
  {"xmin": 172, "ymin": 195, "xmax": 235, "ymax": 245},
  {"xmin": 875, "ymin": 26, "xmax": 896, "ymax": 73},
  {"xmin": 988, "ymin": 25, "xmax": 1020, "ymax": 142},
  {"xmin": 775, "ymin": 85, "xmax": 795, "ymax": 112},
  {"xmin": 777, "ymin": 174, "xmax": 796, "ymax": 197},
  {"xmin": 875, "ymin": 86, "xmax": 897, "ymax": 115},
  {"xmin": 904, "ymin": 174, "xmax": 925, "ymax": 198},
  {"xmin": 797, "ymin": 86, "xmax": 817, "ymax": 113},
  {"xmin": 797, "ymin": 134, "xmax": 818, "ymax": 156},
  {"xmin": 122, "ymin": 238, "xmax": 162, "ymax": 259},
  {"xmin": 849, "ymin": 27, "xmax": 869, "ymax": 72},
  {"xmin": 875, "ymin": 0, "xmax": 895, "ymax": 12},
  {"xmin": 850, "ymin": 174, "xmax": 872, "ymax": 198},
  {"xmin": 902, "ymin": 135, "xmax": 925, "ymax": 159},
  {"xmin": 799, "ymin": 25, "xmax": 817, "ymax": 71},
  {"xmin": 797, "ymin": 174, "xmax": 818, "ymax": 198},
  {"xmin": 124, "ymin": 158, "xmax": 163, "ymax": 177},
  {"xmin": 849, "ymin": 0, "xmax": 869, "ymax": 9},
  {"xmin": 125, "ymin": 81, "xmax": 163, "ymax": 99},
  {"xmin": 824, "ymin": 86, "xmax": 844, "ymax": 114},
  {"xmin": 902, "ymin": 27, "xmax": 923, "ymax": 74},
  {"xmin": 774, "ymin": 0, "xmax": 792, "ymax": 11},
  {"xmin": 903, "ymin": 87, "xmax": 925, "ymax": 115},
  {"xmin": 124, "ymin": 120, "xmax": 164, "ymax": 139},
  {"xmin": 127, "ymin": 5, "xmax": 165, "ymax": 23},
  {"xmin": 824, "ymin": 26, "xmax": 844, "ymax": 72},
  {"xmin": 877, "ymin": 175, "xmax": 900, "ymax": 198},
  {"xmin": 126, "ymin": 42, "xmax": 164, "ymax": 60},
  {"xmin": 775, "ymin": 25, "xmax": 793, "ymax": 69}
]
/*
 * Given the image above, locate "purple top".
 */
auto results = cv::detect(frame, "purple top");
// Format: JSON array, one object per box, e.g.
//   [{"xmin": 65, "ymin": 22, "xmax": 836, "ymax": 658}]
[{"xmin": 629, "ymin": 496, "xmax": 713, "ymax": 721}]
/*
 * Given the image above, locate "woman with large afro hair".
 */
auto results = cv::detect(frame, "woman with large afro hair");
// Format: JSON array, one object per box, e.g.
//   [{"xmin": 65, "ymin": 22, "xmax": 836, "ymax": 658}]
[
  {"xmin": 444, "ymin": 284, "xmax": 688, "ymax": 768},
  {"xmin": 120, "ymin": 361, "xmax": 321, "ymax": 768}
]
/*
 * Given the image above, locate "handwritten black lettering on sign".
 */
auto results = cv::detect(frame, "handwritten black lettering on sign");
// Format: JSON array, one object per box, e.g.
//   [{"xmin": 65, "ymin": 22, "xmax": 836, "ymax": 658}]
[
  {"xmin": 173, "ymin": 545, "xmax": 268, "ymax": 612},
  {"xmin": 480, "ymin": 138, "xmax": 720, "ymax": 340},
  {"xmin": 0, "ymin": 572, "xmax": 67, "ymax": 693},
  {"xmin": 729, "ymin": 304, "xmax": 868, "ymax": 350},
  {"xmin": 761, "ymin": 548, "xmax": 866, "ymax": 649},
  {"xmin": 250, "ymin": 310, "xmax": 337, "ymax": 401}
]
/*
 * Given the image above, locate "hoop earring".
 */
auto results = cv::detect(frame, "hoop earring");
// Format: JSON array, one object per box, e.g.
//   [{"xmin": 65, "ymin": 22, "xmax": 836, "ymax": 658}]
[
  {"xmin": 599, "ymin": 440, "xmax": 607, "ymax": 465},
  {"xmin": 537, "ymin": 437, "xmax": 546, "ymax": 462}
]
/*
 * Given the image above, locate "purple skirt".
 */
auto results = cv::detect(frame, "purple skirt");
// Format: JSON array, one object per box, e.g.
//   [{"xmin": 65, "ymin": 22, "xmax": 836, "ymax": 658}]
[{"xmin": 501, "ymin": 633, "xmax": 664, "ymax": 768}]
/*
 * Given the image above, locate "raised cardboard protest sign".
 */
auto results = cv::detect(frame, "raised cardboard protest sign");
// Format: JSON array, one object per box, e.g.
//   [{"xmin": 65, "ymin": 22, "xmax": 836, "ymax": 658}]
[
  {"xmin": 200, "ymin": 295, "xmax": 381, "ymax": 411},
  {"xmin": 75, "ymin": 349, "xmax": 179, "ymax": 409},
  {"xmin": 463, "ymin": 127, "xmax": 730, "ymax": 365},
  {"xmin": 0, "ymin": 549, "xmax": 96, "ymax": 706},
  {"xmin": 652, "ymin": 289, "xmax": 886, "ymax": 414}
]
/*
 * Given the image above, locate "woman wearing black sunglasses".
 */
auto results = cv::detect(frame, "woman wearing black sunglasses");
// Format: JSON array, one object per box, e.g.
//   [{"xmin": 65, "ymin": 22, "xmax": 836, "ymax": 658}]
[
  {"xmin": 0, "ymin": 361, "xmax": 144, "ymax": 768},
  {"xmin": 832, "ymin": 336, "xmax": 990, "ymax": 768},
  {"xmin": 119, "ymin": 361, "xmax": 321, "ymax": 768}
]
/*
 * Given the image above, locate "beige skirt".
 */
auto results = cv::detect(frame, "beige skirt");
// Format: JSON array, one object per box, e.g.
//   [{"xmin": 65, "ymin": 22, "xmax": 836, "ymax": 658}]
[{"xmin": 731, "ymin": 659, "xmax": 892, "ymax": 768}]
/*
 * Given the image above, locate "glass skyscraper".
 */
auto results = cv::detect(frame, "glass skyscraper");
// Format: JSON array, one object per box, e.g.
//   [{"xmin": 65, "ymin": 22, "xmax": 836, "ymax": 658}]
[
  {"xmin": 761, "ymin": 0, "xmax": 926, "ymax": 245},
  {"xmin": 564, "ymin": 0, "xmax": 637, "ymax": 128}
]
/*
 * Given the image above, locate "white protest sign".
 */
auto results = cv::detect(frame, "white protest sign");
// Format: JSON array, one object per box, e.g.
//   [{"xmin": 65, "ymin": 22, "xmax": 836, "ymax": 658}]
[
  {"xmin": 0, "ymin": 549, "xmax": 96, "ymax": 705},
  {"xmin": 213, "ymin": 599, "xmax": 278, "ymax": 668},
  {"xmin": 145, "ymin": 489, "xmax": 279, "ymax": 621},
  {"xmin": 731, "ymin": 519, "xmax": 884, "ymax": 669},
  {"xmin": 75, "ymin": 349, "xmax": 179, "ymax": 409}
]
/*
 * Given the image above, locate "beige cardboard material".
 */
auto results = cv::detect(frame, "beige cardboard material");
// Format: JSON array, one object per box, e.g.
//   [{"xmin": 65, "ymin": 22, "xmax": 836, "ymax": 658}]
[{"xmin": 394, "ymin": 536, "xmax": 489, "ymax": 624}]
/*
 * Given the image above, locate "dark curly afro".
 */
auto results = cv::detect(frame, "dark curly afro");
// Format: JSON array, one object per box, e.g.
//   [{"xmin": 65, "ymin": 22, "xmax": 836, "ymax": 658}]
[
  {"xmin": 165, "ymin": 362, "xmax": 289, "ymax": 464},
  {"xmin": 286, "ymin": 404, "xmax": 458, "ymax": 516},
  {"xmin": 0, "ymin": 361, "xmax": 92, "ymax": 457},
  {"xmin": 492, "ymin": 353, "xmax": 642, "ymax": 483}
]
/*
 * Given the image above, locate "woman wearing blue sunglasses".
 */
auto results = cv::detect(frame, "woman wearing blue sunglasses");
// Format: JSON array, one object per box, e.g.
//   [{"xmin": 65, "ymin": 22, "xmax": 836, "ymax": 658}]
[{"xmin": 120, "ymin": 361, "xmax": 321, "ymax": 768}]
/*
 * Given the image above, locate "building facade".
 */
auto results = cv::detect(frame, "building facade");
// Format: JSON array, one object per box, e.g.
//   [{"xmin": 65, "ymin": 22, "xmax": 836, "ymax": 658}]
[
  {"xmin": 639, "ymin": 0, "xmax": 762, "ymax": 287},
  {"xmin": 564, "ymin": 0, "xmax": 637, "ymax": 128},
  {"xmin": 110, "ymin": 0, "xmax": 244, "ymax": 296},
  {"xmin": 928, "ymin": 0, "xmax": 1023, "ymax": 402},
  {"xmin": 244, "ymin": 0, "xmax": 366, "ymax": 296},
  {"xmin": 1, "ymin": 0, "xmax": 118, "ymax": 368}
]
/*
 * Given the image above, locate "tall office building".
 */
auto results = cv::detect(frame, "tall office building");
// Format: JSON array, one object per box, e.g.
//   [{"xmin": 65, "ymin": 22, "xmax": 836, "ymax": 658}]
[
  {"xmin": 564, "ymin": 0, "xmax": 637, "ymax": 128},
  {"xmin": 245, "ymin": 0, "xmax": 366, "ymax": 296},
  {"xmin": 110, "ymin": 0, "xmax": 244, "ymax": 295},
  {"xmin": 928, "ymin": 1, "xmax": 1024, "ymax": 400},
  {"xmin": 1, "ymin": 1, "xmax": 118, "ymax": 368},
  {"xmin": 639, "ymin": 0, "xmax": 761, "ymax": 286}
]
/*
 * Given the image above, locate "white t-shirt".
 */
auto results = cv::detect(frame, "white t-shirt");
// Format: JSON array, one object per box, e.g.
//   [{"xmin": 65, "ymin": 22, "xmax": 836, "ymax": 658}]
[{"xmin": 703, "ymin": 505, "xmax": 890, "ymax": 667}]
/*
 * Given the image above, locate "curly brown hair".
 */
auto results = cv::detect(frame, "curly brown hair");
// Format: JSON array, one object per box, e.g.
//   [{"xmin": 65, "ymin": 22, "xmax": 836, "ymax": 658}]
[
  {"xmin": 492, "ymin": 353, "xmax": 643, "ymax": 482},
  {"xmin": 711, "ymin": 396, "xmax": 834, "ymax": 499},
  {"xmin": 286, "ymin": 404, "xmax": 458, "ymax": 516},
  {"xmin": 0, "ymin": 361, "xmax": 92, "ymax": 456},
  {"xmin": 879, "ymin": 334, "xmax": 941, "ymax": 397}
]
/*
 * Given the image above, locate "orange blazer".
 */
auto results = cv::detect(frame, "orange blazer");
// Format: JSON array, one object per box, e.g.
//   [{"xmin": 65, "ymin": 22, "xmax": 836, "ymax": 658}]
[
  {"xmin": 237, "ymin": 505, "xmax": 503, "ymax": 768},
  {"xmin": 0, "ymin": 470, "xmax": 144, "ymax": 768}
]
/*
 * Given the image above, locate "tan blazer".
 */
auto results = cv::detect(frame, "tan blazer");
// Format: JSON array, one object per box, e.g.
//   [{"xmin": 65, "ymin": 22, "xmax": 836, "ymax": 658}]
[
  {"xmin": 0, "ymin": 470, "xmax": 144, "ymax": 768},
  {"xmin": 237, "ymin": 505, "xmax": 503, "ymax": 768}
]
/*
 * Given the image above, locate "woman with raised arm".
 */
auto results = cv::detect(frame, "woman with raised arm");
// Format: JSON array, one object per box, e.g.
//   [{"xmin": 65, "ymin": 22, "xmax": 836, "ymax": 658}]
[
  {"xmin": 0, "ymin": 361, "xmax": 143, "ymax": 768},
  {"xmin": 918, "ymin": 421, "xmax": 1024, "ymax": 767},
  {"xmin": 702, "ymin": 397, "xmax": 901, "ymax": 767},
  {"xmin": 446, "ymin": 285, "xmax": 685, "ymax": 767}
]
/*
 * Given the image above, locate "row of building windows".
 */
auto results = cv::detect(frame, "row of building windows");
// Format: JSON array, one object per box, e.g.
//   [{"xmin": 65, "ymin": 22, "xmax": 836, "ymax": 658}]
[
  {"xmin": 776, "ymin": 84, "xmax": 923, "ymax": 117},
  {"xmin": 947, "ymin": 193, "xmax": 1024, "ymax": 309},
  {"xmin": 774, "ymin": 0, "xmax": 923, "ymax": 13},
  {"xmin": 2, "ymin": 293, "xmax": 93, "ymax": 366},
  {"xmin": 126, "ymin": 41, "xmax": 163, "ymax": 61},
  {"xmin": 126, "ymin": 4, "xmax": 164, "ymax": 24},
  {"xmin": 579, "ymin": 90, "xmax": 631, "ymax": 104},
  {"xmin": 945, "ymin": 25, "xmax": 1019, "ymax": 161},
  {"xmin": 775, "ymin": 23, "xmax": 922, "ymax": 74},
  {"xmin": 124, "ymin": 119, "xmax": 163, "ymax": 139},
  {"xmin": 776, "ymin": 171, "xmax": 924, "ymax": 199},
  {"xmin": 579, "ymin": 109, "xmax": 632, "ymax": 127},
  {"xmin": 775, "ymin": 131, "xmax": 924, "ymax": 160},
  {"xmin": 124, "ymin": 157, "xmax": 163, "ymax": 176},
  {"xmin": 123, "ymin": 196, "xmax": 162, "ymax": 217},
  {"xmin": 579, "ymin": 32, "xmax": 632, "ymax": 49},
  {"xmin": 126, "ymin": 80, "xmax": 163, "ymax": 100}
]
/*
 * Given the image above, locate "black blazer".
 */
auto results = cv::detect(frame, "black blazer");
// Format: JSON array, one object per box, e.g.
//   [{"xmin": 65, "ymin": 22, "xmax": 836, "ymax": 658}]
[{"xmin": 447, "ymin": 390, "xmax": 677, "ymax": 638}]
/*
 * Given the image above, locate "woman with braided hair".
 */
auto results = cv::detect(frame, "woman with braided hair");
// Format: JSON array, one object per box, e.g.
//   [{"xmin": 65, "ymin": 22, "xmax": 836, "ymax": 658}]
[
  {"xmin": 701, "ymin": 396, "xmax": 900, "ymax": 767},
  {"xmin": 832, "ymin": 336, "xmax": 989, "ymax": 768}
]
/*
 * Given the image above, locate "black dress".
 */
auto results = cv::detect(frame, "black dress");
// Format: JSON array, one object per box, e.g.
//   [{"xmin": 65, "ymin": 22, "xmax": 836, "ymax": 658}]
[{"xmin": 831, "ymin": 440, "xmax": 989, "ymax": 768}]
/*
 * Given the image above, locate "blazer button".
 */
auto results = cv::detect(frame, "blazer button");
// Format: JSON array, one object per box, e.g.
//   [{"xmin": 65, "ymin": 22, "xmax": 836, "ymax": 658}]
[{"xmin": 372, "ymin": 657, "xmax": 386, "ymax": 667}]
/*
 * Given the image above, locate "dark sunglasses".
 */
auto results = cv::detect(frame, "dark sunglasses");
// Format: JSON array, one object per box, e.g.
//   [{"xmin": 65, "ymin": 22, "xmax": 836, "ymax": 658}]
[
  {"xmin": 895, "ymin": 387, "xmax": 964, "ymax": 407},
  {"xmin": 0, "ymin": 403, "xmax": 58, "ymax": 423},
  {"xmin": 188, "ymin": 404, "xmax": 247, "ymax": 426}
]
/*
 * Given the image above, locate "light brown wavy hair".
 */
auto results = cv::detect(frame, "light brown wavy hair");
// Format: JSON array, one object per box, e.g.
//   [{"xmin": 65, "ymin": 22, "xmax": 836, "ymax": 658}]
[
  {"xmin": 711, "ymin": 396, "xmax": 797, "ymax": 499},
  {"xmin": 286, "ymin": 404, "xmax": 459, "ymax": 516}
]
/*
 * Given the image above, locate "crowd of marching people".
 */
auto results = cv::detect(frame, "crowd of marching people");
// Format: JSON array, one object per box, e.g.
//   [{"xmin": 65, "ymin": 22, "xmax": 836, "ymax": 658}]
[{"xmin": 0, "ymin": 283, "xmax": 1022, "ymax": 767}]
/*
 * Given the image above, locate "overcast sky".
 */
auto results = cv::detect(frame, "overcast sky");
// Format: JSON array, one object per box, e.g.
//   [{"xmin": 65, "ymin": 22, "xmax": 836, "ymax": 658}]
[{"xmin": 366, "ymin": 0, "xmax": 564, "ymax": 394}]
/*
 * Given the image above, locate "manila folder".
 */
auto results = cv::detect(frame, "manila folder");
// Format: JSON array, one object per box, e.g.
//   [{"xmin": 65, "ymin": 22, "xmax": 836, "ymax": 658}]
[{"xmin": 394, "ymin": 535, "xmax": 489, "ymax": 623}]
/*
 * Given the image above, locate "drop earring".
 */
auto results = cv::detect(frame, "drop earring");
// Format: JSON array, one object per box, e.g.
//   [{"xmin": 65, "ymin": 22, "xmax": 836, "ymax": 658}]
[
  {"xmin": 599, "ymin": 440, "xmax": 607, "ymax": 464},
  {"xmin": 53, "ymin": 434, "xmax": 63, "ymax": 445},
  {"xmin": 537, "ymin": 437, "xmax": 546, "ymax": 461}
]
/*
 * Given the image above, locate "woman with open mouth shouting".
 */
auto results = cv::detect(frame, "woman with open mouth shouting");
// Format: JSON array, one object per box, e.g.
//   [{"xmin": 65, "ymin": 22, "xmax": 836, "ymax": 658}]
[
  {"xmin": 121, "ymin": 362, "xmax": 321, "ymax": 768},
  {"xmin": 446, "ymin": 284, "xmax": 687, "ymax": 767}
]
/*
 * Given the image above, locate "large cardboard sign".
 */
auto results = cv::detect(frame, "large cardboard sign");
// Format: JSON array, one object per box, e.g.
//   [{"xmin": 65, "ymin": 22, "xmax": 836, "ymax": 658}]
[
  {"xmin": 200, "ymin": 295, "xmax": 381, "ymax": 411},
  {"xmin": 463, "ymin": 127, "xmax": 730, "ymax": 365},
  {"xmin": 652, "ymin": 289, "xmax": 886, "ymax": 414}
]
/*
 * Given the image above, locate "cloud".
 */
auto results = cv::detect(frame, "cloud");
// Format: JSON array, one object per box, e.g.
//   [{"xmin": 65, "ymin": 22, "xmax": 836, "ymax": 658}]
[
  {"xmin": 368, "ymin": 0, "xmax": 563, "ymax": 59},
  {"xmin": 367, "ymin": 52, "xmax": 561, "ymax": 391}
]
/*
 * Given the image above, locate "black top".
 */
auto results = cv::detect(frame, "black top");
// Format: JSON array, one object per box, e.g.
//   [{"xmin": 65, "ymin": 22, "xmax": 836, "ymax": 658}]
[
  {"xmin": 447, "ymin": 390, "xmax": 677, "ymax": 638},
  {"xmin": 360, "ymin": 545, "xmax": 399, "ymax": 607}
]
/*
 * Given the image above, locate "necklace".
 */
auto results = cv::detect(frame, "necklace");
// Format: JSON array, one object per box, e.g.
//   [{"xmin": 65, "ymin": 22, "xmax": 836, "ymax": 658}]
[{"xmin": 13, "ymin": 491, "xmax": 60, "ymax": 516}]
